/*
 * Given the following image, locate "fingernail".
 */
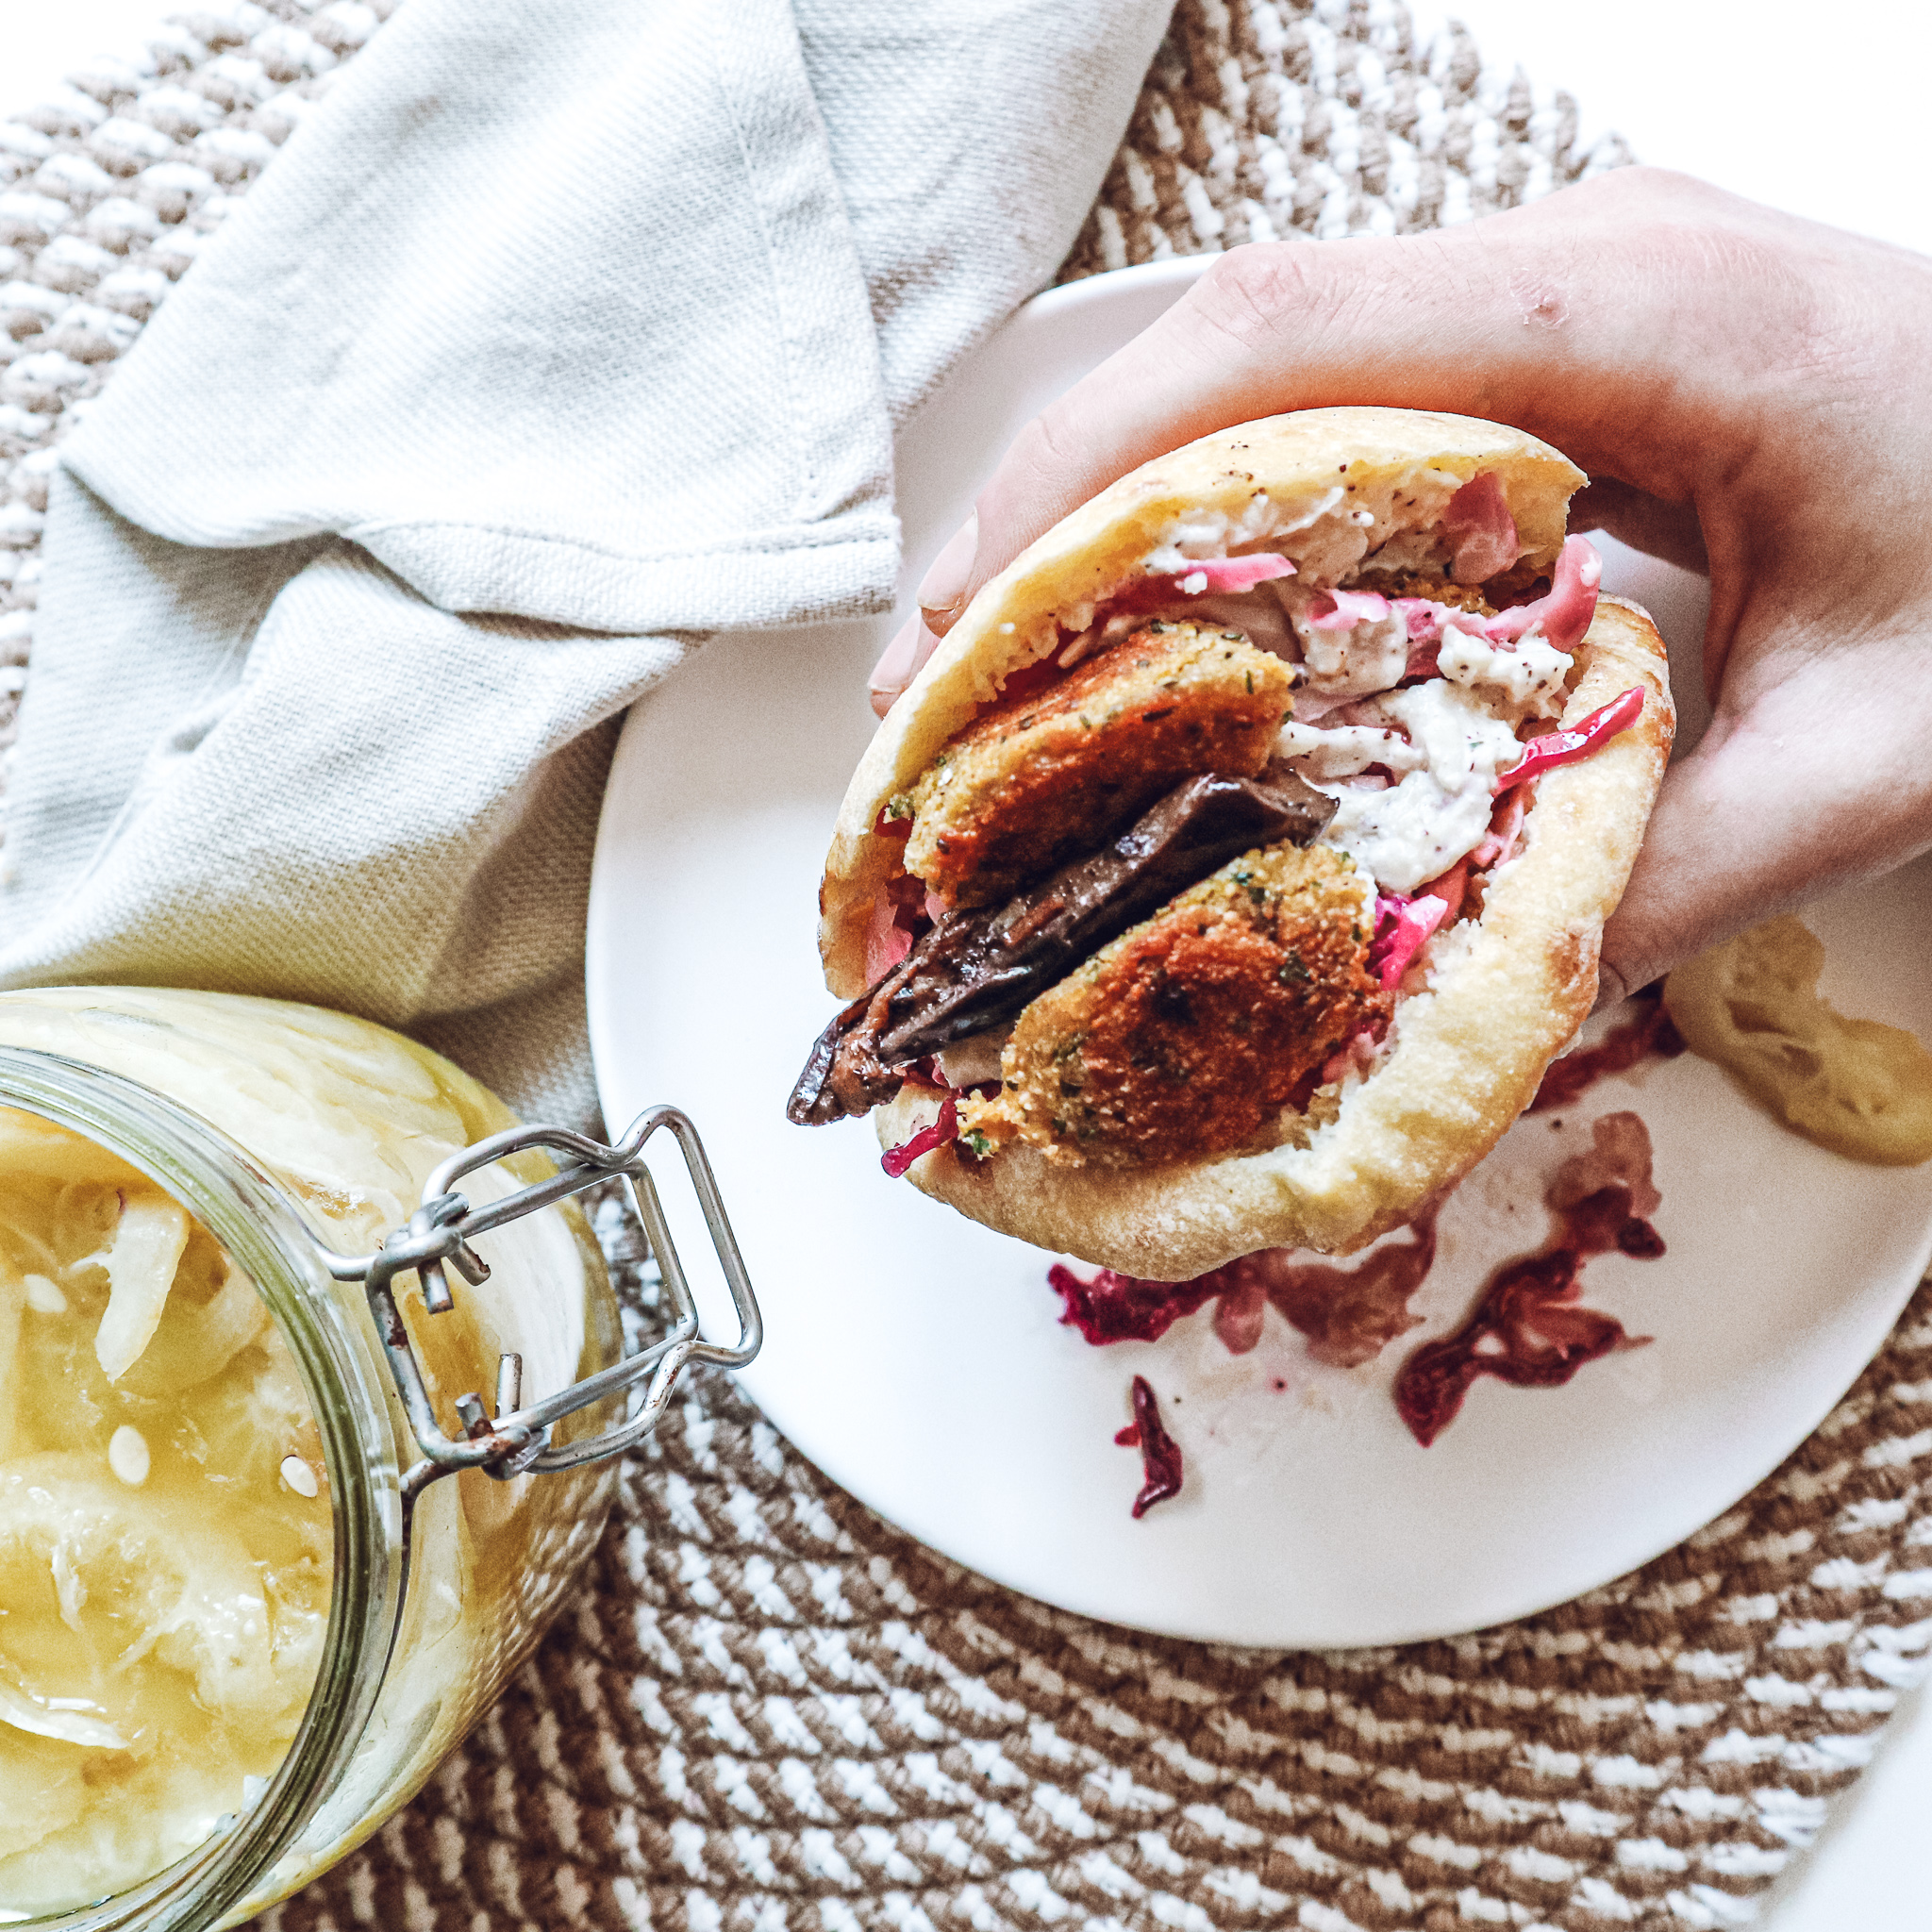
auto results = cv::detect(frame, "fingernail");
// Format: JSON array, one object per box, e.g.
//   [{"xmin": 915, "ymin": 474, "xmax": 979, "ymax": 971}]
[
  {"xmin": 916, "ymin": 513, "xmax": 977, "ymax": 625},
  {"xmin": 868, "ymin": 613, "xmax": 940, "ymax": 719}
]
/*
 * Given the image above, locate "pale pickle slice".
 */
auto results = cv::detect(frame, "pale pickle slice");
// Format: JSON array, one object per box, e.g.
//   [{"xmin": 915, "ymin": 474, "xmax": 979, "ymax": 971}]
[{"xmin": 1664, "ymin": 917, "xmax": 1932, "ymax": 1166}]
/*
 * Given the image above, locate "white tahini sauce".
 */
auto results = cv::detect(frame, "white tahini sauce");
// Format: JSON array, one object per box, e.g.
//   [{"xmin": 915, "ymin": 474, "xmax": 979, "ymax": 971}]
[
  {"xmin": 1280, "ymin": 681, "xmax": 1524, "ymax": 893},
  {"xmin": 1439, "ymin": 622, "xmax": 1573, "ymax": 719},
  {"xmin": 1291, "ymin": 603, "xmax": 1409, "ymax": 698},
  {"xmin": 1125, "ymin": 467, "xmax": 1582, "ymax": 899}
]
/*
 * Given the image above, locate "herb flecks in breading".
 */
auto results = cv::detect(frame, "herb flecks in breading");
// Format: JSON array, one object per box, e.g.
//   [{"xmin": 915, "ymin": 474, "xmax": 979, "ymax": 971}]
[
  {"xmin": 904, "ymin": 623, "xmax": 1292, "ymax": 908},
  {"xmin": 961, "ymin": 843, "xmax": 1387, "ymax": 1166}
]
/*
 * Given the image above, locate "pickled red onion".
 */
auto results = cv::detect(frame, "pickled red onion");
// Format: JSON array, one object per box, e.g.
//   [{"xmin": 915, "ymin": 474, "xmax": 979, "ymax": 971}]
[
  {"xmin": 1305, "ymin": 589, "xmax": 1392, "ymax": 630},
  {"xmin": 1481, "ymin": 535, "xmax": 1601, "ymax": 654},
  {"xmin": 863, "ymin": 898, "xmax": 914, "ymax": 982},
  {"xmin": 1380, "ymin": 536, "xmax": 1600, "ymax": 663},
  {"xmin": 1392, "ymin": 597, "xmax": 1448, "ymax": 641},
  {"xmin": 1161, "ymin": 553, "xmax": 1295, "ymax": 594},
  {"xmin": 1441, "ymin": 471, "xmax": 1520, "ymax": 584}
]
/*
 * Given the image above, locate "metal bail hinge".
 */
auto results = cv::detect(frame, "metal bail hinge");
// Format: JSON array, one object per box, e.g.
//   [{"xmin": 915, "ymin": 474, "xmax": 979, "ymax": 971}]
[{"xmin": 321, "ymin": 1107, "xmax": 761, "ymax": 1498}]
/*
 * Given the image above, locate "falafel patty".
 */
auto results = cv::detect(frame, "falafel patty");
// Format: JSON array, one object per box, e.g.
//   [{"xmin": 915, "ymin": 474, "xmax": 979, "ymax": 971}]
[
  {"xmin": 961, "ymin": 841, "xmax": 1386, "ymax": 1167},
  {"xmin": 903, "ymin": 622, "xmax": 1292, "ymax": 908},
  {"xmin": 1348, "ymin": 558, "xmax": 1546, "ymax": 612}
]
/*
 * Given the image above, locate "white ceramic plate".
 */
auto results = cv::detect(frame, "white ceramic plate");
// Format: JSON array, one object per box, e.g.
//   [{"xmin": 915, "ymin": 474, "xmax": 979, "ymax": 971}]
[{"xmin": 586, "ymin": 260, "xmax": 1932, "ymax": 1646}]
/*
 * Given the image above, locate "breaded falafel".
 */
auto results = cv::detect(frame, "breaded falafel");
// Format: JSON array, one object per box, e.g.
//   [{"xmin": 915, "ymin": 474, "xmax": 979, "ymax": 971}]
[
  {"xmin": 960, "ymin": 842, "xmax": 1386, "ymax": 1166},
  {"xmin": 902, "ymin": 622, "xmax": 1291, "ymax": 908}
]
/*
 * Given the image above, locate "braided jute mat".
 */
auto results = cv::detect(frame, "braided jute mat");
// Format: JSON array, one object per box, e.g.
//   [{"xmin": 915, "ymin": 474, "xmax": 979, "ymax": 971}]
[{"xmin": 4, "ymin": 4, "xmax": 1928, "ymax": 1927}]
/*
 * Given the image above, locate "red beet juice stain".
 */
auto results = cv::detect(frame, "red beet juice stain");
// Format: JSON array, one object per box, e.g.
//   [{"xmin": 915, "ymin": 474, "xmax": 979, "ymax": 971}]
[
  {"xmin": 1115, "ymin": 1374, "xmax": 1184, "ymax": 1517},
  {"xmin": 1528, "ymin": 982, "xmax": 1685, "ymax": 1114},
  {"xmin": 1048, "ymin": 1205, "xmax": 1441, "ymax": 1368},
  {"xmin": 1048, "ymin": 989, "xmax": 1689, "ymax": 1474},
  {"xmin": 1393, "ymin": 1111, "xmax": 1666, "ymax": 1445}
]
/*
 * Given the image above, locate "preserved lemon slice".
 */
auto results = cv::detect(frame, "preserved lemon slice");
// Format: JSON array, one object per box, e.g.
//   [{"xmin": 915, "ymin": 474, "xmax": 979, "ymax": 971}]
[
  {"xmin": 93, "ymin": 1193, "xmax": 192, "ymax": 1382},
  {"xmin": 0, "ymin": 1109, "xmax": 332, "ymax": 1913},
  {"xmin": 0, "ymin": 1730, "xmax": 88, "ymax": 1862},
  {"xmin": 0, "ymin": 1677, "xmax": 125, "ymax": 1750},
  {"xmin": 1664, "ymin": 917, "xmax": 1932, "ymax": 1166},
  {"xmin": 0, "ymin": 1458, "xmax": 308, "ymax": 1723}
]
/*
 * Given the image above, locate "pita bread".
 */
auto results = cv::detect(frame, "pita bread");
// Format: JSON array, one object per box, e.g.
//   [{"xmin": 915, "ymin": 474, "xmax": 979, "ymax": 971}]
[{"xmin": 814, "ymin": 409, "xmax": 1674, "ymax": 1274}]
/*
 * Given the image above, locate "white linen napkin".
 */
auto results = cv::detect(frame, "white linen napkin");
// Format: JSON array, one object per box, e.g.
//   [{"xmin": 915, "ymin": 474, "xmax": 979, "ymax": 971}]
[{"xmin": 0, "ymin": 0, "xmax": 1169, "ymax": 1123}]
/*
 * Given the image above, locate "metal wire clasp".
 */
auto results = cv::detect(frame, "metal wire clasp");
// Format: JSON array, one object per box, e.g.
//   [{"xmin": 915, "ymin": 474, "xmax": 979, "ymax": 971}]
[{"xmin": 318, "ymin": 1107, "xmax": 761, "ymax": 1500}]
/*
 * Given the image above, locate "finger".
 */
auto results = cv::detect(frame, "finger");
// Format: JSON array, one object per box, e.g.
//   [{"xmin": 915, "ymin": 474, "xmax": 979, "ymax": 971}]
[
  {"xmin": 868, "ymin": 612, "xmax": 941, "ymax": 718},
  {"xmin": 1571, "ymin": 478, "xmax": 1708, "ymax": 576},
  {"xmin": 955, "ymin": 169, "xmax": 1861, "ymax": 619},
  {"xmin": 1596, "ymin": 631, "xmax": 1932, "ymax": 1003},
  {"xmin": 915, "ymin": 513, "xmax": 977, "ymax": 634}
]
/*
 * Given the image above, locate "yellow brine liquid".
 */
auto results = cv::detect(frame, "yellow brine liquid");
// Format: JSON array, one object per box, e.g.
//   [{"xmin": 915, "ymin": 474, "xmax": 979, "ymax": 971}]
[{"xmin": 0, "ymin": 1108, "xmax": 330, "ymax": 1913}]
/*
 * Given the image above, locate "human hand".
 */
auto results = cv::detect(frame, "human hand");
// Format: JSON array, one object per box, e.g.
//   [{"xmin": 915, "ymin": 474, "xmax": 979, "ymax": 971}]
[{"xmin": 870, "ymin": 169, "xmax": 1932, "ymax": 1004}]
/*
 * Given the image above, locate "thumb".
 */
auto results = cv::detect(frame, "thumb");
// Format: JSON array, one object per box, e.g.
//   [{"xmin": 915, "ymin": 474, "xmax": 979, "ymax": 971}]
[
  {"xmin": 1596, "ymin": 634, "xmax": 1932, "ymax": 1004},
  {"xmin": 917, "ymin": 169, "xmax": 1809, "ymax": 635}
]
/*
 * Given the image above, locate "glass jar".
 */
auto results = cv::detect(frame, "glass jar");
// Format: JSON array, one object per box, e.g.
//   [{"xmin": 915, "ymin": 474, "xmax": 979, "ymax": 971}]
[{"xmin": 0, "ymin": 988, "xmax": 757, "ymax": 1929}]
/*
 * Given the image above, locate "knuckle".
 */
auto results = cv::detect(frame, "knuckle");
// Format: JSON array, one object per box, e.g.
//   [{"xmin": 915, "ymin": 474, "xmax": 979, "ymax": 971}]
[
  {"xmin": 1587, "ymin": 162, "xmax": 1701, "ymax": 208},
  {"xmin": 1593, "ymin": 956, "xmax": 1635, "ymax": 1012},
  {"xmin": 1189, "ymin": 242, "xmax": 1330, "ymax": 352},
  {"xmin": 1567, "ymin": 164, "xmax": 1737, "ymax": 236}
]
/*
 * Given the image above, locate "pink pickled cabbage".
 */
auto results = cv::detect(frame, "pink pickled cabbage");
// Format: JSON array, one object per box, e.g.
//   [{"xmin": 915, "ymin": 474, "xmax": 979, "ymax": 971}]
[
  {"xmin": 1481, "ymin": 535, "xmax": 1602, "ymax": 654},
  {"xmin": 1368, "ymin": 894, "xmax": 1448, "ymax": 990},
  {"xmin": 1386, "ymin": 597, "xmax": 1459, "ymax": 679},
  {"xmin": 1441, "ymin": 472, "xmax": 1520, "ymax": 584},
  {"xmin": 1424, "ymin": 859, "xmax": 1469, "ymax": 924},
  {"xmin": 1379, "ymin": 535, "xmax": 1602, "ymax": 670},
  {"xmin": 1305, "ymin": 589, "xmax": 1392, "ymax": 630},
  {"xmin": 863, "ymin": 896, "xmax": 914, "ymax": 982},
  {"xmin": 1119, "ymin": 1374, "xmax": 1183, "ymax": 1518},
  {"xmin": 1320, "ymin": 1028, "xmax": 1383, "ymax": 1086},
  {"xmin": 1394, "ymin": 599, "xmax": 1445, "ymax": 678},
  {"xmin": 881, "ymin": 1091, "xmax": 958, "ymax": 1177},
  {"xmin": 1162, "ymin": 552, "xmax": 1296, "ymax": 595},
  {"xmin": 1048, "ymin": 1263, "xmax": 1218, "ymax": 1344},
  {"xmin": 1494, "ymin": 686, "xmax": 1645, "ymax": 795},
  {"xmin": 1472, "ymin": 787, "xmax": 1528, "ymax": 869},
  {"xmin": 1367, "ymin": 861, "xmax": 1466, "ymax": 990}
]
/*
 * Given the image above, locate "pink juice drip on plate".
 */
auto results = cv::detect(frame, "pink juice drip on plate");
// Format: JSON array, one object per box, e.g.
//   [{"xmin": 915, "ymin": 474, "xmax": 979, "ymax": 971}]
[
  {"xmin": 1049, "ymin": 1208, "xmax": 1441, "ymax": 1369},
  {"xmin": 1529, "ymin": 982, "xmax": 1686, "ymax": 1114}
]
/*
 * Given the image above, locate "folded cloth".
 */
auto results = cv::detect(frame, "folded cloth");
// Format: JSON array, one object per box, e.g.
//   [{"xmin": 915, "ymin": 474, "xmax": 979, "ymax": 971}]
[{"xmin": 0, "ymin": 0, "xmax": 1169, "ymax": 1124}]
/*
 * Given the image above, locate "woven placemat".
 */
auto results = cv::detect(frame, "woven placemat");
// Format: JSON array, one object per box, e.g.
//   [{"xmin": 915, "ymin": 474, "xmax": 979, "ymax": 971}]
[{"xmin": 3, "ymin": 4, "xmax": 1926, "ymax": 1927}]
